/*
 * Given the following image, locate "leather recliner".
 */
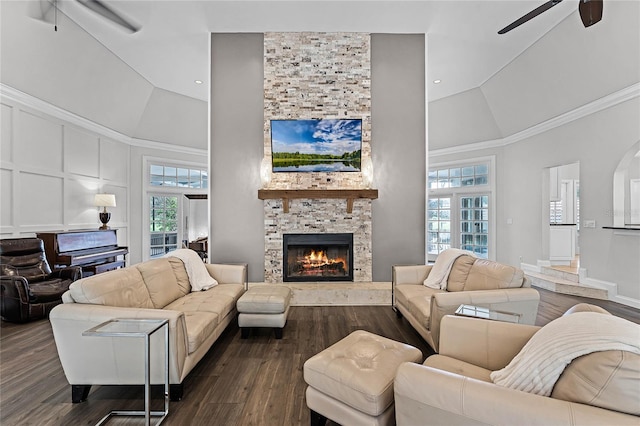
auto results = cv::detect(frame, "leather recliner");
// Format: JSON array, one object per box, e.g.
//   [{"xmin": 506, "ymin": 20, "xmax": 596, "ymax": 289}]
[{"xmin": 0, "ymin": 238, "xmax": 81, "ymax": 323}]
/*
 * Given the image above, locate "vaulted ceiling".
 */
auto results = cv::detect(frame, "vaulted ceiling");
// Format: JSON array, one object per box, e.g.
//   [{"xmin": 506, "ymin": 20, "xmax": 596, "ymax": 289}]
[{"xmin": 1, "ymin": 1, "xmax": 638, "ymax": 150}]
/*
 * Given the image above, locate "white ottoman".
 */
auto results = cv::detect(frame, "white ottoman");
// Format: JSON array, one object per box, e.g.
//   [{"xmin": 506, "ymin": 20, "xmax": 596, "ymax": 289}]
[
  {"xmin": 237, "ymin": 285, "xmax": 292, "ymax": 339},
  {"xmin": 303, "ymin": 330, "xmax": 422, "ymax": 426}
]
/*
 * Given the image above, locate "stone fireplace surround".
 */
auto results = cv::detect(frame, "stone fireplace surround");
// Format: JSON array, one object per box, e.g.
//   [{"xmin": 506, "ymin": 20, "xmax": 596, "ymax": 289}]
[
  {"xmin": 264, "ymin": 198, "xmax": 372, "ymax": 283},
  {"xmin": 262, "ymin": 32, "xmax": 374, "ymax": 285}
]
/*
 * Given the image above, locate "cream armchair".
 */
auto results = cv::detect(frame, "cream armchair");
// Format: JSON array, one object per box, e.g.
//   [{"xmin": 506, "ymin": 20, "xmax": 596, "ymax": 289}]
[
  {"xmin": 392, "ymin": 255, "xmax": 540, "ymax": 351},
  {"xmin": 394, "ymin": 305, "xmax": 640, "ymax": 425}
]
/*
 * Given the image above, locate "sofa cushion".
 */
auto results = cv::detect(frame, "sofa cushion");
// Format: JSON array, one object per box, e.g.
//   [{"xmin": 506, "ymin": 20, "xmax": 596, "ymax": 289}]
[
  {"xmin": 464, "ymin": 259, "xmax": 524, "ymax": 291},
  {"xmin": 68, "ymin": 267, "xmax": 153, "ymax": 308},
  {"xmin": 395, "ymin": 285, "xmax": 443, "ymax": 331},
  {"xmin": 551, "ymin": 350, "xmax": 640, "ymax": 416},
  {"xmin": 446, "ymin": 255, "xmax": 476, "ymax": 292},
  {"xmin": 166, "ymin": 256, "xmax": 192, "ymax": 295},
  {"xmin": 136, "ymin": 258, "xmax": 183, "ymax": 308},
  {"xmin": 165, "ymin": 284, "xmax": 244, "ymax": 321},
  {"xmin": 180, "ymin": 311, "xmax": 219, "ymax": 354}
]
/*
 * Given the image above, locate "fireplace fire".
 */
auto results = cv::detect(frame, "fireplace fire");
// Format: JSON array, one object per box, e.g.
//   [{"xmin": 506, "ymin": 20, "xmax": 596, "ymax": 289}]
[{"xmin": 283, "ymin": 233, "xmax": 354, "ymax": 282}]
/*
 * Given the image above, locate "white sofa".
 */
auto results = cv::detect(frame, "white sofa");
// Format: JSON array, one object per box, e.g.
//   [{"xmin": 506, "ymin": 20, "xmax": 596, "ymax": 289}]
[
  {"xmin": 393, "ymin": 256, "xmax": 540, "ymax": 352},
  {"xmin": 49, "ymin": 256, "xmax": 247, "ymax": 402},
  {"xmin": 394, "ymin": 304, "xmax": 640, "ymax": 425}
]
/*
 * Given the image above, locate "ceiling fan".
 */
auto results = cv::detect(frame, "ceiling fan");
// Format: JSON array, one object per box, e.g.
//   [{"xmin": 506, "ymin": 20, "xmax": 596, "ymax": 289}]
[
  {"xmin": 33, "ymin": 0, "xmax": 140, "ymax": 33},
  {"xmin": 498, "ymin": 0, "xmax": 603, "ymax": 34}
]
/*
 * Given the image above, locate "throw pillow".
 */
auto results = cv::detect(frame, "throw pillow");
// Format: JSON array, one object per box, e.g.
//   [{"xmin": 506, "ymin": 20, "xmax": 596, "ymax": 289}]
[{"xmin": 164, "ymin": 249, "xmax": 217, "ymax": 291}]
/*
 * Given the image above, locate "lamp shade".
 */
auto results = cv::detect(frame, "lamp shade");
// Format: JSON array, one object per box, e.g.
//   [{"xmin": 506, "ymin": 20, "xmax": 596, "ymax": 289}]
[{"xmin": 94, "ymin": 194, "xmax": 116, "ymax": 208}]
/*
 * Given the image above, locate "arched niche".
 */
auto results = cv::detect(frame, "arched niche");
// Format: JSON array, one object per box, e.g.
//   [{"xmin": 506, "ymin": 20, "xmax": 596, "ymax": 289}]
[{"xmin": 612, "ymin": 141, "xmax": 640, "ymax": 227}]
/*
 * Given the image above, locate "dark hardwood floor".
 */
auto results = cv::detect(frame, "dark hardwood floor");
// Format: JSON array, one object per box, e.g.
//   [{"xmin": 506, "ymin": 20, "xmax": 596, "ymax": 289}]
[{"xmin": 1, "ymin": 288, "xmax": 638, "ymax": 426}]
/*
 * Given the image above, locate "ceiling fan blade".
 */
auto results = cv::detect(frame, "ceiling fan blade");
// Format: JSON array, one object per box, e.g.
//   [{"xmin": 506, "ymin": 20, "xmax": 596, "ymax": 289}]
[
  {"xmin": 498, "ymin": 0, "xmax": 564, "ymax": 34},
  {"xmin": 579, "ymin": 0, "xmax": 603, "ymax": 27},
  {"xmin": 76, "ymin": 0, "xmax": 140, "ymax": 33}
]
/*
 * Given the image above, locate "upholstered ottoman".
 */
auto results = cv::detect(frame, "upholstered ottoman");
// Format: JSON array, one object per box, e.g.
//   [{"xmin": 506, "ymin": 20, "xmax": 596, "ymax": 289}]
[
  {"xmin": 303, "ymin": 330, "xmax": 422, "ymax": 426},
  {"xmin": 237, "ymin": 285, "xmax": 292, "ymax": 339}
]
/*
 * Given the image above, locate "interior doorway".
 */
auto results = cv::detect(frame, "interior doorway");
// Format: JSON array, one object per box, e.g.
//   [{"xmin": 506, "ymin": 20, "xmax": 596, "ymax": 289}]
[
  {"xmin": 547, "ymin": 162, "xmax": 580, "ymax": 270},
  {"xmin": 183, "ymin": 194, "xmax": 208, "ymax": 260}
]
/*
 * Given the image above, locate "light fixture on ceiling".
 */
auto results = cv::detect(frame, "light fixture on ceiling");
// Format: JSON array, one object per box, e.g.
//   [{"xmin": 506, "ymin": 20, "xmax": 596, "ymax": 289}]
[
  {"xmin": 433, "ymin": 79, "xmax": 442, "ymax": 84},
  {"xmin": 194, "ymin": 80, "xmax": 203, "ymax": 84}
]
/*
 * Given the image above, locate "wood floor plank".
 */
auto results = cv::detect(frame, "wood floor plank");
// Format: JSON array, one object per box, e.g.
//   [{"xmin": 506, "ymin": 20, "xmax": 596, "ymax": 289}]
[{"xmin": 1, "ymin": 289, "xmax": 638, "ymax": 425}]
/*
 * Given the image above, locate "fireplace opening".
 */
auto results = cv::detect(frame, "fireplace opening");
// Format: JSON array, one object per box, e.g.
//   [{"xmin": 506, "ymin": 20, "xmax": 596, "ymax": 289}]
[{"xmin": 283, "ymin": 233, "xmax": 354, "ymax": 282}]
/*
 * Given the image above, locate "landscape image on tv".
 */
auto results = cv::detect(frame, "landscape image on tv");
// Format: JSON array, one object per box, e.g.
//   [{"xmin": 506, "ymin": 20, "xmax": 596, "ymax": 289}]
[{"xmin": 271, "ymin": 119, "xmax": 362, "ymax": 172}]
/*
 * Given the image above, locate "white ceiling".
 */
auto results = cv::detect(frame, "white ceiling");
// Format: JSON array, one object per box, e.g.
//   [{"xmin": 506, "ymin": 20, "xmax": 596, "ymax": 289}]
[{"xmin": 34, "ymin": 0, "xmax": 582, "ymax": 102}]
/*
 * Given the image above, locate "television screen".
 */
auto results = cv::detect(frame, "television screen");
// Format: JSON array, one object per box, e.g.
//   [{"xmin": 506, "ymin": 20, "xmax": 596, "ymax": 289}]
[{"xmin": 271, "ymin": 119, "xmax": 362, "ymax": 172}]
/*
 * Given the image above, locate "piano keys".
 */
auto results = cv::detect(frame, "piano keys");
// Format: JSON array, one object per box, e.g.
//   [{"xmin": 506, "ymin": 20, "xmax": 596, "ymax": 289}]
[{"xmin": 37, "ymin": 229, "xmax": 128, "ymax": 276}]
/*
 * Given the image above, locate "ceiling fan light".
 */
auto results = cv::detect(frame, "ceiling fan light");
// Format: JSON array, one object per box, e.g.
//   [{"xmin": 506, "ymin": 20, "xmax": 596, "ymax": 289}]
[{"xmin": 579, "ymin": 0, "xmax": 603, "ymax": 28}]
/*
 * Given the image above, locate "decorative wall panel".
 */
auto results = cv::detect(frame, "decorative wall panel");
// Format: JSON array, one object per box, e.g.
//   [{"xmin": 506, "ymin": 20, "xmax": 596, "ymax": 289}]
[
  {"xmin": 66, "ymin": 178, "xmax": 100, "ymax": 227},
  {"xmin": 66, "ymin": 127, "xmax": 100, "ymax": 177},
  {"xmin": 0, "ymin": 169, "xmax": 12, "ymax": 228},
  {"xmin": 1, "ymin": 104, "xmax": 12, "ymax": 162},
  {"xmin": 18, "ymin": 111, "xmax": 63, "ymax": 171},
  {"xmin": 19, "ymin": 172, "xmax": 63, "ymax": 226},
  {"xmin": 100, "ymin": 138, "xmax": 129, "ymax": 183},
  {"xmin": 0, "ymin": 96, "xmax": 130, "ymax": 240}
]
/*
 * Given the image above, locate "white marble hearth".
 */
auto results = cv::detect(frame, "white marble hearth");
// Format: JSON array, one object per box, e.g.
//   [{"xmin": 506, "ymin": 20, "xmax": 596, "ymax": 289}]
[{"xmin": 248, "ymin": 282, "xmax": 391, "ymax": 306}]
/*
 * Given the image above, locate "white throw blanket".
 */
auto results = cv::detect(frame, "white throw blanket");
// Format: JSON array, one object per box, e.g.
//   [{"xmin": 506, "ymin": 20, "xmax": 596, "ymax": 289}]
[
  {"xmin": 490, "ymin": 312, "xmax": 640, "ymax": 396},
  {"xmin": 424, "ymin": 248, "xmax": 475, "ymax": 290},
  {"xmin": 164, "ymin": 249, "xmax": 218, "ymax": 291}
]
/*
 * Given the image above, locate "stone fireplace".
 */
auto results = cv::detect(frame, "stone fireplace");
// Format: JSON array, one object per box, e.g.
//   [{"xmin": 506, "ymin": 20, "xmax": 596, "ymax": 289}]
[
  {"xmin": 261, "ymin": 32, "xmax": 374, "ymax": 283},
  {"xmin": 264, "ymin": 197, "xmax": 372, "ymax": 282},
  {"xmin": 283, "ymin": 233, "xmax": 353, "ymax": 282}
]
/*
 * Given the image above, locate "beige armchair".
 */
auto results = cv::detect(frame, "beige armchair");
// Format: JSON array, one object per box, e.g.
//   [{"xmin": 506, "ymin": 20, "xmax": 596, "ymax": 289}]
[
  {"xmin": 392, "ymin": 255, "xmax": 540, "ymax": 351},
  {"xmin": 394, "ymin": 305, "xmax": 640, "ymax": 425}
]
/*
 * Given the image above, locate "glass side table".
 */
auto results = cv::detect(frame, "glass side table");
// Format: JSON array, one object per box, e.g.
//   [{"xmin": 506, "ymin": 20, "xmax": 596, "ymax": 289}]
[
  {"xmin": 454, "ymin": 304, "xmax": 521, "ymax": 324},
  {"xmin": 83, "ymin": 318, "xmax": 170, "ymax": 426}
]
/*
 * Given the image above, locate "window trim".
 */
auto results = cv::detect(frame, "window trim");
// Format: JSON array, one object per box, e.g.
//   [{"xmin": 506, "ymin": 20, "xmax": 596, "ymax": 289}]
[{"xmin": 427, "ymin": 156, "xmax": 496, "ymax": 261}]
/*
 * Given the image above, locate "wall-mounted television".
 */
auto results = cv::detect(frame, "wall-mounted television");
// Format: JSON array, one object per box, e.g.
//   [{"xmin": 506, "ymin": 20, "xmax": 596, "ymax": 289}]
[{"xmin": 271, "ymin": 119, "xmax": 362, "ymax": 172}]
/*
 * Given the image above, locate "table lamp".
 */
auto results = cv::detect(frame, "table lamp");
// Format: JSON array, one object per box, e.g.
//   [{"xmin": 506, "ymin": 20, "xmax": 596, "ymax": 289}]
[{"xmin": 94, "ymin": 194, "xmax": 116, "ymax": 230}]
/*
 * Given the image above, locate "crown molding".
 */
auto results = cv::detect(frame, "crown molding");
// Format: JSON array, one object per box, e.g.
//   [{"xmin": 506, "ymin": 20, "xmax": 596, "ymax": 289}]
[
  {"xmin": 430, "ymin": 82, "xmax": 640, "ymax": 157},
  {"xmin": 129, "ymin": 137, "xmax": 207, "ymax": 156},
  {"xmin": 0, "ymin": 84, "xmax": 206, "ymax": 156}
]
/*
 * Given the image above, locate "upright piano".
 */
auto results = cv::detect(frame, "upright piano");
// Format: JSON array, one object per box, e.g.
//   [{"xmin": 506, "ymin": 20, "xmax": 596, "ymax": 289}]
[{"xmin": 37, "ymin": 229, "xmax": 128, "ymax": 276}]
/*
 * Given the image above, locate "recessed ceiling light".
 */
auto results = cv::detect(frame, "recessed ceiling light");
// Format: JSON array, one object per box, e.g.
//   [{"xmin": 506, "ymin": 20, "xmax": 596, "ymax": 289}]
[
  {"xmin": 194, "ymin": 80, "xmax": 203, "ymax": 84},
  {"xmin": 433, "ymin": 79, "xmax": 441, "ymax": 84}
]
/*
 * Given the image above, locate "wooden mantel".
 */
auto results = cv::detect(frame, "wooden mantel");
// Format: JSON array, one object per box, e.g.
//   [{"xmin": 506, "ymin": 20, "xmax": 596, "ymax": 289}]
[{"xmin": 258, "ymin": 189, "xmax": 378, "ymax": 213}]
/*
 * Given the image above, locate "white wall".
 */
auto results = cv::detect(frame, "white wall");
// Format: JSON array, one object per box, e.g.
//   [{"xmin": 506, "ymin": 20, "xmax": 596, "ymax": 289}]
[
  {"xmin": 134, "ymin": 88, "xmax": 208, "ymax": 149},
  {"xmin": 0, "ymin": 91, "xmax": 130, "ymax": 248},
  {"xmin": 429, "ymin": 87, "xmax": 502, "ymax": 150},
  {"xmin": 432, "ymin": 97, "xmax": 640, "ymax": 305},
  {"xmin": 0, "ymin": 86, "xmax": 208, "ymax": 266}
]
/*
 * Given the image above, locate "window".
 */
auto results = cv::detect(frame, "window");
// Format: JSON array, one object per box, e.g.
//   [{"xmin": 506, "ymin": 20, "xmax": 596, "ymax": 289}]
[
  {"xmin": 427, "ymin": 197, "xmax": 451, "ymax": 255},
  {"xmin": 428, "ymin": 164, "xmax": 489, "ymax": 189},
  {"xmin": 144, "ymin": 159, "xmax": 208, "ymax": 261},
  {"xmin": 150, "ymin": 164, "xmax": 208, "ymax": 189},
  {"xmin": 150, "ymin": 195, "xmax": 179, "ymax": 258},
  {"xmin": 427, "ymin": 158, "xmax": 495, "ymax": 261}
]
